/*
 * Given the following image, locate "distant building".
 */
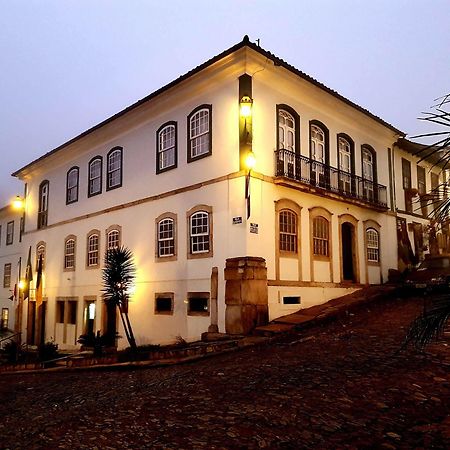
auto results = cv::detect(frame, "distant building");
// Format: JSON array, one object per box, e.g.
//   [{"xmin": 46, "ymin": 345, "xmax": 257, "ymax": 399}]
[{"xmin": 3, "ymin": 37, "xmax": 445, "ymax": 349}]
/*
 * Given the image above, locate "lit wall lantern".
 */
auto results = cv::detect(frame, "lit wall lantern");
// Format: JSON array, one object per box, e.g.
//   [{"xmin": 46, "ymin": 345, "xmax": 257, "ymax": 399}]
[
  {"xmin": 18, "ymin": 280, "xmax": 25, "ymax": 290},
  {"xmin": 240, "ymin": 95, "xmax": 253, "ymax": 118},
  {"xmin": 12, "ymin": 195, "xmax": 24, "ymax": 210},
  {"xmin": 245, "ymin": 151, "xmax": 256, "ymax": 171}
]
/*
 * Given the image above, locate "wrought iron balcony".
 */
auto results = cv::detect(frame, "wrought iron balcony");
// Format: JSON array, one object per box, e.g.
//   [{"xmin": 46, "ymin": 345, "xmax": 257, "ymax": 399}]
[{"xmin": 274, "ymin": 149, "xmax": 388, "ymax": 209}]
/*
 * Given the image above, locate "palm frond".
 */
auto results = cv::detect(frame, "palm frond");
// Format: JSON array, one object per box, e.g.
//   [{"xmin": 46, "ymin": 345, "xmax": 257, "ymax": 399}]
[
  {"xmin": 102, "ymin": 246, "xmax": 136, "ymax": 307},
  {"xmin": 404, "ymin": 295, "xmax": 450, "ymax": 350}
]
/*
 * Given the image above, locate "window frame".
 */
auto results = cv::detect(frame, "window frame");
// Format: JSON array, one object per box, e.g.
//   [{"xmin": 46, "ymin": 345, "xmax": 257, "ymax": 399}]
[
  {"xmin": 276, "ymin": 104, "xmax": 300, "ymax": 154},
  {"xmin": 279, "ymin": 209, "xmax": 298, "ymax": 254},
  {"xmin": 187, "ymin": 104, "xmax": 212, "ymax": 163},
  {"xmin": 66, "ymin": 166, "xmax": 79, "ymax": 205},
  {"xmin": 156, "ymin": 121, "xmax": 178, "ymax": 174},
  {"xmin": 3, "ymin": 263, "xmax": 11, "ymax": 288},
  {"xmin": 187, "ymin": 205, "xmax": 213, "ymax": 259},
  {"xmin": 38, "ymin": 180, "xmax": 49, "ymax": 229},
  {"xmin": 155, "ymin": 292, "xmax": 174, "ymax": 315},
  {"xmin": 366, "ymin": 228, "xmax": 380, "ymax": 263},
  {"xmin": 312, "ymin": 216, "xmax": 330, "ymax": 258},
  {"xmin": 106, "ymin": 225, "xmax": 122, "ymax": 251},
  {"xmin": 88, "ymin": 156, "xmax": 103, "ymax": 197},
  {"xmin": 106, "ymin": 147, "xmax": 123, "ymax": 191},
  {"xmin": 309, "ymin": 120, "xmax": 330, "ymax": 165},
  {"xmin": 155, "ymin": 213, "xmax": 177, "ymax": 262},
  {"xmin": 86, "ymin": 230, "xmax": 100, "ymax": 269},
  {"xmin": 36, "ymin": 242, "xmax": 46, "ymax": 271},
  {"xmin": 6, "ymin": 221, "xmax": 14, "ymax": 246},
  {"xmin": 187, "ymin": 291, "xmax": 210, "ymax": 316},
  {"xmin": 64, "ymin": 235, "xmax": 77, "ymax": 271}
]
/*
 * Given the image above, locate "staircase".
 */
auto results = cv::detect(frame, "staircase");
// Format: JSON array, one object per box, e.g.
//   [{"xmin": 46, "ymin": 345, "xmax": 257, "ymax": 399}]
[{"xmin": 254, "ymin": 285, "xmax": 396, "ymax": 337}]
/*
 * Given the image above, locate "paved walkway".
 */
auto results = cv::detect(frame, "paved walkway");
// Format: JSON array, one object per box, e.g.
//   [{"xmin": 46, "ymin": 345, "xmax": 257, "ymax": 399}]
[{"xmin": 1, "ymin": 295, "xmax": 449, "ymax": 449}]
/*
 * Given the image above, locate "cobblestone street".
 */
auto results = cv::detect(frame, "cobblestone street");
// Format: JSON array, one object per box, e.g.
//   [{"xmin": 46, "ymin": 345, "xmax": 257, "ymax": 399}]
[{"xmin": 1, "ymin": 296, "xmax": 449, "ymax": 449}]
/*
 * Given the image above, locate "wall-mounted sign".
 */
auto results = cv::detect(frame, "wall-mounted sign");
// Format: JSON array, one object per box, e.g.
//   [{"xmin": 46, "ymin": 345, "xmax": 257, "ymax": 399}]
[
  {"xmin": 250, "ymin": 223, "xmax": 259, "ymax": 234},
  {"xmin": 232, "ymin": 216, "xmax": 243, "ymax": 225}
]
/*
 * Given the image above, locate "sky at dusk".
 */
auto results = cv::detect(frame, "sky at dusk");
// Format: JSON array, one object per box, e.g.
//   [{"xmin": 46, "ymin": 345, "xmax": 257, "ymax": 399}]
[{"xmin": 1, "ymin": 0, "xmax": 449, "ymax": 206}]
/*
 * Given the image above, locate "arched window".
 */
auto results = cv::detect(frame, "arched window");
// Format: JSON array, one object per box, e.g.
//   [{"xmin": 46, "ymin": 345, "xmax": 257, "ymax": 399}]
[
  {"xmin": 88, "ymin": 156, "xmax": 102, "ymax": 197},
  {"xmin": 338, "ymin": 136, "xmax": 352, "ymax": 194},
  {"xmin": 87, "ymin": 232, "xmax": 100, "ymax": 267},
  {"xmin": 64, "ymin": 236, "xmax": 76, "ymax": 270},
  {"xmin": 366, "ymin": 228, "xmax": 379, "ymax": 262},
  {"xmin": 279, "ymin": 209, "xmax": 298, "ymax": 253},
  {"xmin": 278, "ymin": 110, "xmax": 295, "ymax": 151},
  {"xmin": 157, "ymin": 122, "xmax": 177, "ymax": 173},
  {"xmin": 310, "ymin": 123, "xmax": 328, "ymax": 188},
  {"xmin": 158, "ymin": 218, "xmax": 175, "ymax": 257},
  {"xmin": 38, "ymin": 180, "xmax": 49, "ymax": 229},
  {"xmin": 66, "ymin": 167, "xmax": 79, "ymax": 204},
  {"xmin": 107, "ymin": 228, "xmax": 120, "ymax": 250},
  {"xmin": 312, "ymin": 216, "xmax": 329, "ymax": 256},
  {"xmin": 187, "ymin": 105, "xmax": 212, "ymax": 162},
  {"xmin": 362, "ymin": 145, "xmax": 377, "ymax": 201},
  {"xmin": 107, "ymin": 147, "xmax": 123, "ymax": 190},
  {"xmin": 36, "ymin": 242, "xmax": 46, "ymax": 271}
]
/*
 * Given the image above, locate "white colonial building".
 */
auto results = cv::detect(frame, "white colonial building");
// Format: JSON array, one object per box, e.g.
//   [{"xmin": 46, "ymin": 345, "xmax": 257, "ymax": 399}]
[{"xmin": 3, "ymin": 36, "xmax": 445, "ymax": 349}]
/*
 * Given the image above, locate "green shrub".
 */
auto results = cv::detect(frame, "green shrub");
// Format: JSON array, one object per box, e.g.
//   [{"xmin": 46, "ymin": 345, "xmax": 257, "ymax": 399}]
[{"xmin": 38, "ymin": 340, "xmax": 59, "ymax": 362}]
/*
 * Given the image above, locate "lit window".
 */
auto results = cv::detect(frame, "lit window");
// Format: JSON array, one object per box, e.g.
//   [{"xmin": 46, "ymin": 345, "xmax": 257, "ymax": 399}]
[
  {"xmin": 278, "ymin": 110, "xmax": 295, "ymax": 151},
  {"xmin": 190, "ymin": 211, "xmax": 210, "ymax": 254},
  {"xmin": 38, "ymin": 180, "xmax": 49, "ymax": 229},
  {"xmin": 279, "ymin": 210, "xmax": 297, "ymax": 253},
  {"xmin": 157, "ymin": 123, "xmax": 176, "ymax": 172},
  {"xmin": 6, "ymin": 221, "xmax": 14, "ymax": 245},
  {"xmin": 188, "ymin": 106, "xmax": 211, "ymax": 161},
  {"xmin": 89, "ymin": 157, "xmax": 102, "ymax": 196},
  {"xmin": 66, "ymin": 167, "xmax": 79, "ymax": 204},
  {"xmin": 158, "ymin": 218, "xmax": 175, "ymax": 257},
  {"xmin": 313, "ymin": 216, "xmax": 329, "ymax": 256},
  {"xmin": 3, "ymin": 263, "xmax": 11, "ymax": 288},
  {"xmin": 107, "ymin": 148, "xmax": 122, "ymax": 190},
  {"xmin": 87, "ymin": 233, "xmax": 99, "ymax": 267},
  {"xmin": 64, "ymin": 237, "xmax": 76, "ymax": 270},
  {"xmin": 366, "ymin": 228, "xmax": 379, "ymax": 262}
]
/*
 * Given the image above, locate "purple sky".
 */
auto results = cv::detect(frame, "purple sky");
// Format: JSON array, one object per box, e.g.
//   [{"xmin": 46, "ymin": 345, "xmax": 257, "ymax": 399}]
[{"xmin": 1, "ymin": 0, "xmax": 449, "ymax": 206}]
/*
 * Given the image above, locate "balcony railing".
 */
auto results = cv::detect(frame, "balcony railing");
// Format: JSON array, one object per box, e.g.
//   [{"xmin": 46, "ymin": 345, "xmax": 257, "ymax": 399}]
[{"xmin": 275, "ymin": 149, "xmax": 388, "ymax": 208}]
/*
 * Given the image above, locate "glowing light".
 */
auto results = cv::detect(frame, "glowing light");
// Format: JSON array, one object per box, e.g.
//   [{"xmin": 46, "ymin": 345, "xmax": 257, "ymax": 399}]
[
  {"xmin": 240, "ymin": 95, "xmax": 253, "ymax": 118},
  {"xmin": 18, "ymin": 280, "xmax": 25, "ymax": 290},
  {"xmin": 245, "ymin": 152, "xmax": 256, "ymax": 170},
  {"xmin": 12, "ymin": 196, "xmax": 24, "ymax": 210}
]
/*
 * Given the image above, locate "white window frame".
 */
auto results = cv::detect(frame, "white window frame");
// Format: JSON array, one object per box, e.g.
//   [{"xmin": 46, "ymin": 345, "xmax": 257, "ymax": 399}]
[
  {"xmin": 6, "ymin": 221, "xmax": 13, "ymax": 246},
  {"xmin": 312, "ymin": 216, "xmax": 329, "ymax": 257},
  {"xmin": 107, "ymin": 148, "xmax": 122, "ymax": 190},
  {"xmin": 190, "ymin": 211, "xmax": 210, "ymax": 254},
  {"xmin": 157, "ymin": 124, "xmax": 176, "ymax": 172},
  {"xmin": 89, "ymin": 157, "xmax": 102, "ymax": 196},
  {"xmin": 107, "ymin": 229, "xmax": 120, "ymax": 250},
  {"xmin": 278, "ymin": 110, "xmax": 295, "ymax": 151},
  {"xmin": 366, "ymin": 228, "xmax": 379, "ymax": 262},
  {"xmin": 158, "ymin": 218, "xmax": 175, "ymax": 257},
  {"xmin": 188, "ymin": 107, "xmax": 211, "ymax": 160},
  {"xmin": 87, "ymin": 233, "xmax": 100, "ymax": 267},
  {"xmin": 64, "ymin": 238, "xmax": 76, "ymax": 270},
  {"xmin": 279, "ymin": 209, "xmax": 298, "ymax": 253},
  {"xmin": 66, "ymin": 167, "xmax": 79, "ymax": 204}
]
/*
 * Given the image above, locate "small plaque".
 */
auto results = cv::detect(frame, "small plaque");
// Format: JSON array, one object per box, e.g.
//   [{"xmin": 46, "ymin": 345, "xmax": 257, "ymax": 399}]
[
  {"xmin": 250, "ymin": 223, "xmax": 259, "ymax": 234},
  {"xmin": 232, "ymin": 216, "xmax": 243, "ymax": 225}
]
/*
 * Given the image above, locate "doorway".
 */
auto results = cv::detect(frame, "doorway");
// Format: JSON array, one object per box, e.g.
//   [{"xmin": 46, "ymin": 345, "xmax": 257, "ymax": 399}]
[{"xmin": 341, "ymin": 222, "xmax": 355, "ymax": 282}]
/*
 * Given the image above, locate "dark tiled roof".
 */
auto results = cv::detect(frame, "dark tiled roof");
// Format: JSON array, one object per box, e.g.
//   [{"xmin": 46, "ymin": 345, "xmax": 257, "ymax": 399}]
[
  {"xmin": 12, "ymin": 35, "xmax": 404, "ymax": 177},
  {"xmin": 396, "ymin": 137, "xmax": 447, "ymax": 168}
]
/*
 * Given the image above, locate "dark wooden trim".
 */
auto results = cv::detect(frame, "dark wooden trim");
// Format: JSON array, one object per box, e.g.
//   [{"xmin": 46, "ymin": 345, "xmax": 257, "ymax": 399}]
[
  {"xmin": 156, "ymin": 121, "xmax": 178, "ymax": 174},
  {"xmin": 361, "ymin": 144, "xmax": 378, "ymax": 185},
  {"xmin": 106, "ymin": 146, "xmax": 123, "ymax": 191},
  {"xmin": 187, "ymin": 104, "xmax": 212, "ymax": 163},
  {"xmin": 66, "ymin": 166, "xmax": 79, "ymax": 205},
  {"xmin": 276, "ymin": 104, "xmax": 300, "ymax": 154},
  {"xmin": 239, "ymin": 74, "xmax": 252, "ymax": 170},
  {"xmin": 336, "ymin": 133, "xmax": 355, "ymax": 175},
  {"xmin": 309, "ymin": 120, "xmax": 330, "ymax": 166},
  {"xmin": 87, "ymin": 155, "xmax": 103, "ymax": 198}
]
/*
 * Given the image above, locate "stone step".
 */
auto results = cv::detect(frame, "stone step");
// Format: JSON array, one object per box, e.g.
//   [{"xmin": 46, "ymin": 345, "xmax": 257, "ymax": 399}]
[
  {"xmin": 253, "ymin": 323, "xmax": 296, "ymax": 337},
  {"xmin": 273, "ymin": 314, "xmax": 315, "ymax": 325}
]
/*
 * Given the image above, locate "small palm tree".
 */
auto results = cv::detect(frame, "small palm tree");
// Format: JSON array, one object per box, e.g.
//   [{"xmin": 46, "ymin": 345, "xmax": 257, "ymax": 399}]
[{"xmin": 102, "ymin": 246, "xmax": 137, "ymax": 350}]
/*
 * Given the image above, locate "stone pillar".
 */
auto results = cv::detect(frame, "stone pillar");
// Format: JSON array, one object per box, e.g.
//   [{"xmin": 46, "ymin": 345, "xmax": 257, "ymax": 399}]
[
  {"xmin": 225, "ymin": 257, "xmax": 268, "ymax": 335},
  {"xmin": 208, "ymin": 267, "xmax": 219, "ymax": 333}
]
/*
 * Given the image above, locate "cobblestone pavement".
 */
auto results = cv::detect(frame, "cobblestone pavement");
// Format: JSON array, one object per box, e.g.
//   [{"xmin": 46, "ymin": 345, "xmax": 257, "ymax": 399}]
[{"xmin": 1, "ymin": 296, "xmax": 449, "ymax": 449}]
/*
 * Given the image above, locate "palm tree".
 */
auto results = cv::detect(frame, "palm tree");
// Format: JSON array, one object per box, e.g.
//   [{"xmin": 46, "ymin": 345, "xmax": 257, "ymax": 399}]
[
  {"xmin": 102, "ymin": 246, "xmax": 137, "ymax": 350},
  {"xmin": 405, "ymin": 95, "xmax": 450, "ymax": 349}
]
